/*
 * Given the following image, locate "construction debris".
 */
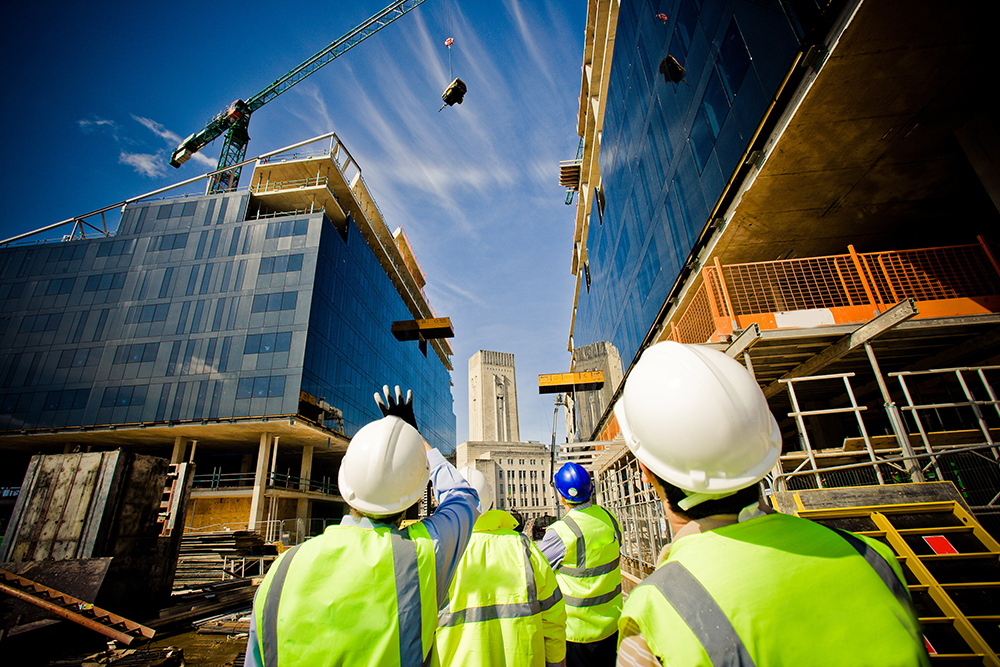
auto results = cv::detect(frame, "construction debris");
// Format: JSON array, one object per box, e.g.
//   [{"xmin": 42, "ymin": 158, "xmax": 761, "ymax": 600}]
[
  {"xmin": 48, "ymin": 647, "xmax": 183, "ymax": 667},
  {"xmin": 151, "ymin": 580, "xmax": 256, "ymax": 631}
]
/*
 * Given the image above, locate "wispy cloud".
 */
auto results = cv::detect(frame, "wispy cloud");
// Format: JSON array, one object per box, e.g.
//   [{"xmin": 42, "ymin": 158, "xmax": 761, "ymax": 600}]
[
  {"xmin": 77, "ymin": 117, "xmax": 119, "ymax": 140},
  {"xmin": 119, "ymin": 151, "xmax": 168, "ymax": 178},
  {"xmin": 77, "ymin": 113, "xmax": 216, "ymax": 176}
]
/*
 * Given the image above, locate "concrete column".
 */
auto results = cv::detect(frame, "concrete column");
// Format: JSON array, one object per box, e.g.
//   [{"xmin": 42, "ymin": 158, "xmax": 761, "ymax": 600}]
[
  {"xmin": 189, "ymin": 440, "xmax": 198, "ymax": 463},
  {"xmin": 248, "ymin": 433, "xmax": 273, "ymax": 531},
  {"xmin": 171, "ymin": 436, "xmax": 188, "ymax": 464},
  {"xmin": 296, "ymin": 445, "xmax": 314, "ymax": 544},
  {"xmin": 299, "ymin": 446, "xmax": 314, "ymax": 492}
]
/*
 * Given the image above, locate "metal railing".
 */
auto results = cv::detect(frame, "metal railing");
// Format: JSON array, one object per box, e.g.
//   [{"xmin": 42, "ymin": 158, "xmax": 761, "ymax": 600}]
[
  {"xmin": 192, "ymin": 470, "xmax": 339, "ymax": 496},
  {"xmin": 249, "ymin": 175, "xmax": 331, "ymax": 195},
  {"xmin": 665, "ymin": 239, "xmax": 1000, "ymax": 344},
  {"xmin": 772, "ymin": 363, "xmax": 1000, "ymax": 535},
  {"xmin": 598, "ymin": 450, "xmax": 671, "ymax": 593}
]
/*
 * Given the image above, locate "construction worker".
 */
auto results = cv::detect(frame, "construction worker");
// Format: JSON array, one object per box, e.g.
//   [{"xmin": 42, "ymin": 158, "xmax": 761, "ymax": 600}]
[
  {"xmin": 538, "ymin": 461, "xmax": 622, "ymax": 667},
  {"xmin": 244, "ymin": 386, "xmax": 479, "ymax": 667},
  {"xmin": 432, "ymin": 466, "xmax": 567, "ymax": 667},
  {"xmin": 613, "ymin": 341, "xmax": 931, "ymax": 666}
]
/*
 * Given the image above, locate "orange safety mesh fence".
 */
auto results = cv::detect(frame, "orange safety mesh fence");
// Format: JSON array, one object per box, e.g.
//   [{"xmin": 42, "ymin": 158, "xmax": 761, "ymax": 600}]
[
  {"xmin": 859, "ymin": 245, "xmax": 1000, "ymax": 305},
  {"xmin": 722, "ymin": 255, "xmax": 865, "ymax": 315},
  {"xmin": 671, "ymin": 277, "xmax": 721, "ymax": 344},
  {"xmin": 667, "ymin": 243, "xmax": 1000, "ymax": 344}
]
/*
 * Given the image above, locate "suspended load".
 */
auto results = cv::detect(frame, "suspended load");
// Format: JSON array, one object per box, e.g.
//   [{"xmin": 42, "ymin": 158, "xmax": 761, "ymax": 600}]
[
  {"xmin": 659, "ymin": 55, "xmax": 686, "ymax": 84},
  {"xmin": 440, "ymin": 77, "xmax": 467, "ymax": 110}
]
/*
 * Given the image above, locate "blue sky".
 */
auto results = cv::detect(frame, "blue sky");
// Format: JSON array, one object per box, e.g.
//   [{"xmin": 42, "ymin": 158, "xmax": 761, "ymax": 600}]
[{"xmin": 0, "ymin": 0, "xmax": 586, "ymax": 445}]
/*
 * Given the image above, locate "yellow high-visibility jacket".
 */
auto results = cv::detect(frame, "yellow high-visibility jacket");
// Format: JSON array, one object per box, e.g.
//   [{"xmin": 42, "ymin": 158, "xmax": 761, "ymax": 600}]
[
  {"xmin": 549, "ymin": 504, "xmax": 622, "ymax": 643},
  {"xmin": 620, "ymin": 512, "xmax": 931, "ymax": 666},
  {"xmin": 432, "ymin": 510, "xmax": 566, "ymax": 666},
  {"xmin": 253, "ymin": 521, "xmax": 437, "ymax": 667}
]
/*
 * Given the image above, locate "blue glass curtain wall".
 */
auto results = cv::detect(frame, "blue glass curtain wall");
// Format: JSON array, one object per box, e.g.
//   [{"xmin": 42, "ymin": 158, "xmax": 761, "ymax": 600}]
[
  {"xmin": 576, "ymin": 0, "xmax": 805, "ymax": 367},
  {"xmin": 301, "ymin": 218, "xmax": 456, "ymax": 452},
  {"xmin": 0, "ymin": 192, "xmax": 456, "ymax": 452}
]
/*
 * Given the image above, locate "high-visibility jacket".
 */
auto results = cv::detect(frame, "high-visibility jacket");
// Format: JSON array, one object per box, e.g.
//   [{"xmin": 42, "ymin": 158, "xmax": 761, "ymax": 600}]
[
  {"xmin": 549, "ymin": 504, "xmax": 622, "ymax": 643},
  {"xmin": 620, "ymin": 512, "xmax": 931, "ymax": 666},
  {"xmin": 253, "ymin": 521, "xmax": 437, "ymax": 667},
  {"xmin": 432, "ymin": 510, "xmax": 566, "ymax": 667}
]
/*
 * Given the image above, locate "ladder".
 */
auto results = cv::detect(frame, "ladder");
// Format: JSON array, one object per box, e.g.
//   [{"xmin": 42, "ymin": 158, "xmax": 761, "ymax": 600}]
[
  {"xmin": 0, "ymin": 570, "xmax": 155, "ymax": 645},
  {"xmin": 797, "ymin": 501, "xmax": 1000, "ymax": 666}
]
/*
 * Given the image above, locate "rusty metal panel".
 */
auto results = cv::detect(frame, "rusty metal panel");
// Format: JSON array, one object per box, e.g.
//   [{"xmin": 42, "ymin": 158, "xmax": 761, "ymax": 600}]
[{"xmin": 0, "ymin": 558, "xmax": 111, "ymax": 631}]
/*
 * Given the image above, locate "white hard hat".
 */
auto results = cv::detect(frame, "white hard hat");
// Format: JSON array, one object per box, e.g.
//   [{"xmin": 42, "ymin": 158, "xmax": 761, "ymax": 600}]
[
  {"xmin": 615, "ymin": 341, "xmax": 781, "ymax": 494},
  {"xmin": 458, "ymin": 466, "xmax": 493, "ymax": 512},
  {"xmin": 338, "ymin": 416, "xmax": 429, "ymax": 516}
]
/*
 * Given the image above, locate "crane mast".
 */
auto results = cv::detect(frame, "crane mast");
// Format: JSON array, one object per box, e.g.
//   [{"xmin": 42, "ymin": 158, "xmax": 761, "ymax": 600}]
[{"xmin": 169, "ymin": 0, "xmax": 429, "ymax": 194}]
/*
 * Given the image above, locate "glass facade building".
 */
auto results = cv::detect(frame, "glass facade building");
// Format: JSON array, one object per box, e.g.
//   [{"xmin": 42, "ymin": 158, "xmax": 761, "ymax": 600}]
[
  {"xmin": 572, "ymin": 0, "xmax": 820, "ymax": 368},
  {"xmin": 0, "ymin": 183, "xmax": 455, "ymax": 451}
]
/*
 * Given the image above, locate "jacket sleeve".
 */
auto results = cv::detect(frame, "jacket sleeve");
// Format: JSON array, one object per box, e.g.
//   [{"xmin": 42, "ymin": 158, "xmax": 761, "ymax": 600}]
[
  {"xmin": 530, "ymin": 541, "xmax": 567, "ymax": 665},
  {"xmin": 420, "ymin": 448, "xmax": 481, "ymax": 605}
]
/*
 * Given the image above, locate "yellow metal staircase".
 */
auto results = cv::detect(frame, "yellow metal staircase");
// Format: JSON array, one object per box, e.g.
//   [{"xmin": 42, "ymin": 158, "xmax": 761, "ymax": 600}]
[{"xmin": 797, "ymin": 501, "xmax": 1000, "ymax": 666}]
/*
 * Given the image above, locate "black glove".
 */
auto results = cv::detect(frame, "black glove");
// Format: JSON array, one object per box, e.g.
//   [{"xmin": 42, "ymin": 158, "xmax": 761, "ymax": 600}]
[{"xmin": 374, "ymin": 385, "xmax": 418, "ymax": 432}]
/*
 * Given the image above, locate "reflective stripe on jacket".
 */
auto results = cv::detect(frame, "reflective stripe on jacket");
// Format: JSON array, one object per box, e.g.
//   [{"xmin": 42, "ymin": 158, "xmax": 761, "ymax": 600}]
[
  {"xmin": 620, "ymin": 512, "xmax": 931, "ymax": 666},
  {"xmin": 253, "ymin": 521, "xmax": 437, "ymax": 667},
  {"xmin": 550, "ymin": 504, "xmax": 622, "ymax": 642},
  {"xmin": 432, "ymin": 510, "xmax": 566, "ymax": 667}
]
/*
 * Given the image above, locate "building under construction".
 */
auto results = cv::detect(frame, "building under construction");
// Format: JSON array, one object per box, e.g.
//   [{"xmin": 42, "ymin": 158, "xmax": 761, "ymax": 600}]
[
  {"xmin": 563, "ymin": 0, "xmax": 1000, "ymax": 660},
  {"xmin": 0, "ymin": 134, "xmax": 455, "ymax": 546}
]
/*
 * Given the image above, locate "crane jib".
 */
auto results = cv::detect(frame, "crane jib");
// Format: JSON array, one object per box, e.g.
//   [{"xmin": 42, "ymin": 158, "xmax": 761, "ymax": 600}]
[{"xmin": 169, "ymin": 0, "xmax": 429, "ymax": 186}]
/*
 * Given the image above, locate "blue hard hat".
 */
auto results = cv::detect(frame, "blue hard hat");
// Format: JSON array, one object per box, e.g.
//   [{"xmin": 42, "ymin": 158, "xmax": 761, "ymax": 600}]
[{"xmin": 554, "ymin": 462, "xmax": 593, "ymax": 502}]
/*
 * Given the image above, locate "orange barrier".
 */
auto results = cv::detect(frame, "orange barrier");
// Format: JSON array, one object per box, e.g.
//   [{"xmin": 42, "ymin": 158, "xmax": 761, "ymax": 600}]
[{"xmin": 663, "ymin": 239, "xmax": 1000, "ymax": 345}]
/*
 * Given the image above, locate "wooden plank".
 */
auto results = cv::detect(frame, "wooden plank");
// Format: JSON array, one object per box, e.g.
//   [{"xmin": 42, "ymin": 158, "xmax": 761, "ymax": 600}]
[{"xmin": 771, "ymin": 481, "xmax": 972, "ymax": 515}]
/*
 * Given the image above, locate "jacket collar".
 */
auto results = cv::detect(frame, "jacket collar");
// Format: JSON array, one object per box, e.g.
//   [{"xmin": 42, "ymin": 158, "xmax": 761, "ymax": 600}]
[{"xmin": 473, "ymin": 509, "xmax": 519, "ymax": 532}]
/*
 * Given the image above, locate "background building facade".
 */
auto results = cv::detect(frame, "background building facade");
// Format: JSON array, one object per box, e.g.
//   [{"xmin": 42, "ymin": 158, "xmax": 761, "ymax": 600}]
[
  {"xmin": 468, "ymin": 350, "xmax": 520, "ymax": 442},
  {"xmin": 457, "ymin": 441, "xmax": 559, "ymax": 521}
]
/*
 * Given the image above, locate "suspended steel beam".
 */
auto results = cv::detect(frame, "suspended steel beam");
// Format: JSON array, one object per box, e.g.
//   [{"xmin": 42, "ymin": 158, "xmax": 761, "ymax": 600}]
[
  {"xmin": 538, "ymin": 371, "xmax": 605, "ymax": 394},
  {"xmin": 391, "ymin": 317, "xmax": 454, "ymax": 342}
]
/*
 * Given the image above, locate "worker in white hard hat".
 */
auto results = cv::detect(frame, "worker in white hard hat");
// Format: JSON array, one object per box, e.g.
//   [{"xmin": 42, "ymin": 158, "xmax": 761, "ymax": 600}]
[
  {"xmin": 613, "ymin": 341, "xmax": 930, "ymax": 667},
  {"xmin": 245, "ymin": 386, "xmax": 480, "ymax": 667},
  {"xmin": 431, "ymin": 466, "xmax": 567, "ymax": 667},
  {"xmin": 537, "ymin": 461, "xmax": 622, "ymax": 667}
]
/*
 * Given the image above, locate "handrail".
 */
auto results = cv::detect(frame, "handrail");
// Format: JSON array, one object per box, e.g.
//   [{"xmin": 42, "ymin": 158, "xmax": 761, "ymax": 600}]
[{"xmin": 770, "ymin": 441, "xmax": 1000, "ymax": 506}]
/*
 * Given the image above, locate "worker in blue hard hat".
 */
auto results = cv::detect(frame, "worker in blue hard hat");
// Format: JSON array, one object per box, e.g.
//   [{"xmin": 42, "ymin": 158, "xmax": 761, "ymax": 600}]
[
  {"xmin": 244, "ymin": 386, "xmax": 479, "ymax": 667},
  {"xmin": 538, "ymin": 461, "xmax": 622, "ymax": 667},
  {"xmin": 613, "ymin": 341, "xmax": 930, "ymax": 666}
]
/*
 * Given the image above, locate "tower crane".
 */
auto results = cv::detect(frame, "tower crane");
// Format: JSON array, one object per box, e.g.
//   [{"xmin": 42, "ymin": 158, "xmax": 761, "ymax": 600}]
[{"xmin": 169, "ymin": 0, "xmax": 429, "ymax": 194}]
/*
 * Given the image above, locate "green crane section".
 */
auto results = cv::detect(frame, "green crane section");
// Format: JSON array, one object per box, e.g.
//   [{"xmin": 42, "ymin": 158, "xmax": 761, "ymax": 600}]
[{"xmin": 169, "ymin": 0, "xmax": 429, "ymax": 194}]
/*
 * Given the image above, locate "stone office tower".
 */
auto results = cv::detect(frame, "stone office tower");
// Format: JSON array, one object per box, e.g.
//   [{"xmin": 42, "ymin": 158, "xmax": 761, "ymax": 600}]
[{"xmin": 469, "ymin": 350, "xmax": 519, "ymax": 442}]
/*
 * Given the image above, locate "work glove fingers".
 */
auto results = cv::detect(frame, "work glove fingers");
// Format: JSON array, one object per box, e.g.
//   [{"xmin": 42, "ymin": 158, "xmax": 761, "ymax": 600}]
[
  {"xmin": 375, "ymin": 384, "xmax": 418, "ymax": 431},
  {"xmin": 374, "ymin": 385, "xmax": 391, "ymax": 417}
]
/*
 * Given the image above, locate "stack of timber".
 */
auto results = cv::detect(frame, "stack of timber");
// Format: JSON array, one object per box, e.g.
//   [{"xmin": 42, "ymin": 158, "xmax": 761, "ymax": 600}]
[
  {"xmin": 151, "ymin": 580, "xmax": 256, "ymax": 630},
  {"xmin": 174, "ymin": 531, "xmax": 275, "ymax": 589}
]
